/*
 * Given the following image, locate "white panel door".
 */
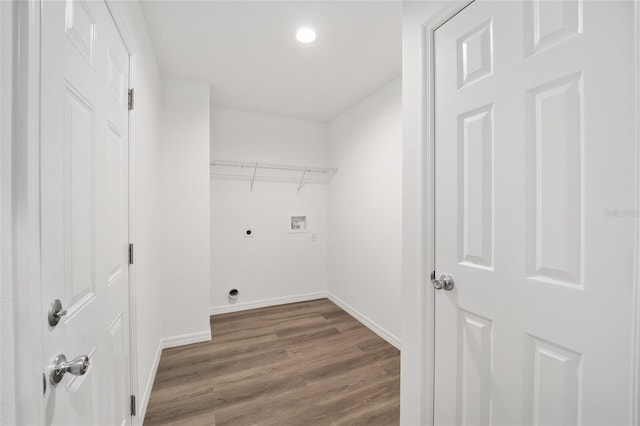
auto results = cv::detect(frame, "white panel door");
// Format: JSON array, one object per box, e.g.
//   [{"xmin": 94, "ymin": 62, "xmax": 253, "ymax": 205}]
[
  {"xmin": 434, "ymin": 1, "xmax": 637, "ymax": 425},
  {"xmin": 40, "ymin": 0, "xmax": 131, "ymax": 424}
]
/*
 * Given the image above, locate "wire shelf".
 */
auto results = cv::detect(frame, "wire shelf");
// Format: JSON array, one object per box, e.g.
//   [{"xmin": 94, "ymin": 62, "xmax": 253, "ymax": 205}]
[{"xmin": 210, "ymin": 159, "xmax": 338, "ymax": 192}]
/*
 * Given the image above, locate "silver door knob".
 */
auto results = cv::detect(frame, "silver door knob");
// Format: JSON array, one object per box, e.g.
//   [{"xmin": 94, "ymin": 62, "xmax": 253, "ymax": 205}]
[
  {"xmin": 49, "ymin": 354, "xmax": 90, "ymax": 385},
  {"xmin": 47, "ymin": 299, "xmax": 68, "ymax": 327},
  {"xmin": 432, "ymin": 274, "xmax": 454, "ymax": 291}
]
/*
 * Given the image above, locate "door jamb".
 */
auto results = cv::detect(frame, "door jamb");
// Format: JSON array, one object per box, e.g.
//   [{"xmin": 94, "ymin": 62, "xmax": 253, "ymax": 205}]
[
  {"xmin": 14, "ymin": 0, "xmax": 43, "ymax": 424},
  {"xmin": 417, "ymin": 2, "xmax": 474, "ymax": 424},
  {"xmin": 103, "ymin": 2, "xmax": 139, "ymax": 424},
  {"xmin": 420, "ymin": 0, "xmax": 640, "ymax": 424},
  {"xmin": 633, "ymin": 0, "xmax": 640, "ymax": 423}
]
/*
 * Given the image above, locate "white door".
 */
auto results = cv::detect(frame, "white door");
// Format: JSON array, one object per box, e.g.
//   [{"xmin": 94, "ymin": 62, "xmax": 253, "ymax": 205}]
[
  {"xmin": 434, "ymin": 1, "xmax": 637, "ymax": 425},
  {"xmin": 40, "ymin": 0, "xmax": 131, "ymax": 424}
]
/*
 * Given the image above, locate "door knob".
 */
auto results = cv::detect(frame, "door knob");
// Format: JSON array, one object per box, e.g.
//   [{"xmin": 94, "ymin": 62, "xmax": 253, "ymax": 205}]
[
  {"xmin": 432, "ymin": 274, "xmax": 454, "ymax": 291},
  {"xmin": 49, "ymin": 354, "xmax": 90, "ymax": 385},
  {"xmin": 47, "ymin": 299, "xmax": 68, "ymax": 327}
]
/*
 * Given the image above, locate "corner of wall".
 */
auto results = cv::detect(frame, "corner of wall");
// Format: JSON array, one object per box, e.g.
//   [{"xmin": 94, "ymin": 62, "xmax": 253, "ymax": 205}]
[
  {"xmin": 326, "ymin": 292, "xmax": 400, "ymax": 349},
  {"xmin": 160, "ymin": 78, "xmax": 211, "ymax": 342},
  {"xmin": 326, "ymin": 77, "xmax": 403, "ymax": 345},
  {"xmin": 138, "ymin": 338, "xmax": 163, "ymax": 422}
]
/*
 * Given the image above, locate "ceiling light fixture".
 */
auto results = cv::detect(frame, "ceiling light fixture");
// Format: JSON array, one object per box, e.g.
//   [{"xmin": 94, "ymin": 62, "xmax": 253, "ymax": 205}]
[{"xmin": 296, "ymin": 28, "xmax": 316, "ymax": 44}]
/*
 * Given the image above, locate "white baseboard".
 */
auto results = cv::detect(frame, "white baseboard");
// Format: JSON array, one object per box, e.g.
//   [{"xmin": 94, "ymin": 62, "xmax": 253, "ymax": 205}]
[
  {"xmin": 162, "ymin": 329, "xmax": 212, "ymax": 349},
  {"xmin": 138, "ymin": 339, "xmax": 163, "ymax": 423},
  {"xmin": 138, "ymin": 330, "xmax": 212, "ymax": 423},
  {"xmin": 210, "ymin": 291, "xmax": 326, "ymax": 315},
  {"xmin": 326, "ymin": 292, "xmax": 401, "ymax": 349},
  {"xmin": 210, "ymin": 290, "xmax": 400, "ymax": 349}
]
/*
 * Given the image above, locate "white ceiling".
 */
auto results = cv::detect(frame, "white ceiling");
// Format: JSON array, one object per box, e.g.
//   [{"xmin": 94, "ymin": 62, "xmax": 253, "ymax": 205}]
[{"xmin": 140, "ymin": 1, "xmax": 402, "ymax": 122}]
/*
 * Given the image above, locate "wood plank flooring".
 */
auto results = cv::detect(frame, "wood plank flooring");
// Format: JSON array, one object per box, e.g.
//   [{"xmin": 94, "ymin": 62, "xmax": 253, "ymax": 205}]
[{"xmin": 144, "ymin": 298, "xmax": 400, "ymax": 426}]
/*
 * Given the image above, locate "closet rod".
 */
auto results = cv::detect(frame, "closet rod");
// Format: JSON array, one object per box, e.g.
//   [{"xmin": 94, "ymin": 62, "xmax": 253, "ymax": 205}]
[{"xmin": 210, "ymin": 159, "xmax": 337, "ymax": 174}]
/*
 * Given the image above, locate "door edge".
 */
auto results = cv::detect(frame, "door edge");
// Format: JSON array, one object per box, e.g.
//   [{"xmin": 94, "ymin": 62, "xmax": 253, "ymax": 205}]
[
  {"xmin": 632, "ymin": 0, "xmax": 640, "ymax": 422},
  {"xmin": 103, "ymin": 1, "xmax": 138, "ymax": 424},
  {"xmin": 14, "ymin": 0, "xmax": 44, "ymax": 424}
]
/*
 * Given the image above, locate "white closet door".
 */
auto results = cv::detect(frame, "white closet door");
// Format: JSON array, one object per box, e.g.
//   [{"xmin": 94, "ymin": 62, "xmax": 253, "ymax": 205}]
[
  {"xmin": 434, "ymin": 1, "xmax": 637, "ymax": 424},
  {"xmin": 40, "ymin": 0, "xmax": 131, "ymax": 424}
]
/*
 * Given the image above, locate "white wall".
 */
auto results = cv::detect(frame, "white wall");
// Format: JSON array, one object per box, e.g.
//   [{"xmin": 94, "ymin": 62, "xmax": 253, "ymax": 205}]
[
  {"xmin": 210, "ymin": 108, "xmax": 328, "ymax": 312},
  {"xmin": 327, "ymin": 77, "xmax": 402, "ymax": 346},
  {"xmin": 109, "ymin": 1, "xmax": 166, "ymax": 421},
  {"xmin": 161, "ymin": 78, "xmax": 211, "ymax": 341}
]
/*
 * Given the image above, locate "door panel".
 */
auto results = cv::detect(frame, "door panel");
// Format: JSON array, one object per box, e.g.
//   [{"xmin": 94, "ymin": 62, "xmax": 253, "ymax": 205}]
[
  {"xmin": 41, "ymin": 1, "xmax": 131, "ymax": 424},
  {"xmin": 456, "ymin": 310, "xmax": 492, "ymax": 426},
  {"xmin": 434, "ymin": 1, "xmax": 637, "ymax": 425},
  {"xmin": 525, "ymin": 73, "xmax": 583, "ymax": 287},
  {"xmin": 457, "ymin": 103, "xmax": 493, "ymax": 270}
]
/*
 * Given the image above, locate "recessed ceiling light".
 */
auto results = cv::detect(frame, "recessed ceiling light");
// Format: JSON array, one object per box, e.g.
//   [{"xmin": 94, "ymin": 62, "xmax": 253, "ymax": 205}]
[{"xmin": 296, "ymin": 28, "xmax": 316, "ymax": 44}]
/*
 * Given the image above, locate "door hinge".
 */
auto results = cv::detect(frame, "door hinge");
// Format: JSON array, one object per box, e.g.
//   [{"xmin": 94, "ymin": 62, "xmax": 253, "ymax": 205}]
[
  {"xmin": 128, "ymin": 243, "xmax": 134, "ymax": 265},
  {"xmin": 130, "ymin": 394, "xmax": 137, "ymax": 416},
  {"xmin": 128, "ymin": 88, "xmax": 134, "ymax": 111}
]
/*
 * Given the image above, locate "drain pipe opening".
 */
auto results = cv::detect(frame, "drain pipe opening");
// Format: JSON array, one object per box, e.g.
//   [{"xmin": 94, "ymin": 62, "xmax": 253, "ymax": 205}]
[{"xmin": 228, "ymin": 289, "xmax": 239, "ymax": 301}]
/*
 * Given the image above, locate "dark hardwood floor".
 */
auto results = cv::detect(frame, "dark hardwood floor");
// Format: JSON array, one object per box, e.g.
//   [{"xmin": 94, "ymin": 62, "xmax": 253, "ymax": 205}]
[{"xmin": 144, "ymin": 298, "xmax": 400, "ymax": 425}]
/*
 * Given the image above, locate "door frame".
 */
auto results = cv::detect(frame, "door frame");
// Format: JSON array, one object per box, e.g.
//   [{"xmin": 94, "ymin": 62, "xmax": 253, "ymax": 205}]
[
  {"xmin": 415, "ymin": 3, "xmax": 474, "ymax": 424},
  {"xmin": 410, "ymin": 0, "xmax": 640, "ymax": 424},
  {"xmin": 0, "ymin": 2, "xmax": 16, "ymax": 423},
  {"xmin": 102, "ymin": 3, "xmax": 141, "ymax": 424},
  {"xmin": 633, "ymin": 1, "xmax": 640, "ymax": 422},
  {"xmin": 13, "ymin": 1, "xmax": 44, "ymax": 424},
  {"xmin": 12, "ymin": 1, "xmax": 140, "ymax": 423}
]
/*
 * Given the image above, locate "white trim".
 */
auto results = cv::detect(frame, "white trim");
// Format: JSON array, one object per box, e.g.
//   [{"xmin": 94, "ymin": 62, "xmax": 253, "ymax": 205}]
[
  {"xmin": 416, "ymin": 2, "xmax": 474, "ymax": 425},
  {"xmin": 138, "ymin": 330, "xmax": 212, "ymax": 423},
  {"xmin": 126, "ymin": 56, "xmax": 139, "ymax": 425},
  {"xmin": 102, "ymin": 3, "xmax": 139, "ymax": 424},
  {"xmin": 210, "ymin": 292, "xmax": 326, "ymax": 315},
  {"xmin": 14, "ymin": 1, "xmax": 43, "ymax": 424},
  {"xmin": 211, "ymin": 291, "xmax": 401, "ymax": 349},
  {"xmin": 0, "ymin": 3, "xmax": 16, "ymax": 424},
  {"xmin": 633, "ymin": 0, "xmax": 640, "ymax": 422},
  {"xmin": 326, "ymin": 292, "xmax": 400, "ymax": 350},
  {"xmin": 419, "ymin": 0, "xmax": 473, "ymax": 425},
  {"xmin": 161, "ymin": 330, "xmax": 212, "ymax": 350},
  {"xmin": 138, "ymin": 338, "xmax": 162, "ymax": 424}
]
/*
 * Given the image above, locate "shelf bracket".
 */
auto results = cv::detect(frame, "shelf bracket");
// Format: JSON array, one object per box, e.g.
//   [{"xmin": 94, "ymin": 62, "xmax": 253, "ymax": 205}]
[
  {"xmin": 250, "ymin": 162, "xmax": 258, "ymax": 192},
  {"xmin": 297, "ymin": 167, "xmax": 308, "ymax": 193}
]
